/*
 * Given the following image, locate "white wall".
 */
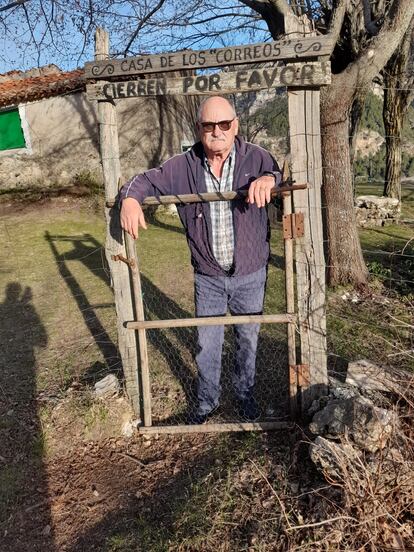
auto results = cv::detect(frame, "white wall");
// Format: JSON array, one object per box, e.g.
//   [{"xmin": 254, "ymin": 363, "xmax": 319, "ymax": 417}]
[{"xmin": 0, "ymin": 92, "xmax": 197, "ymax": 193}]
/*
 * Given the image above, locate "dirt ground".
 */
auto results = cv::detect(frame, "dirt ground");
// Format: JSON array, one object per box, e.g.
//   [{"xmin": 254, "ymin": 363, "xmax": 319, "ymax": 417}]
[{"xmin": 3, "ymin": 427, "xmax": 308, "ymax": 552}]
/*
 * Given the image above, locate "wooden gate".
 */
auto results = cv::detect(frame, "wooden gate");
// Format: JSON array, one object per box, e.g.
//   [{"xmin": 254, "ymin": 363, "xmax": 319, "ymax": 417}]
[{"xmin": 85, "ymin": 28, "xmax": 332, "ymax": 433}]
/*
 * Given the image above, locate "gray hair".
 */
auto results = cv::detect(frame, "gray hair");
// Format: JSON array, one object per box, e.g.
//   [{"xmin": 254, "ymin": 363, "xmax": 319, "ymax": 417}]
[{"xmin": 196, "ymin": 96, "xmax": 237, "ymax": 122}]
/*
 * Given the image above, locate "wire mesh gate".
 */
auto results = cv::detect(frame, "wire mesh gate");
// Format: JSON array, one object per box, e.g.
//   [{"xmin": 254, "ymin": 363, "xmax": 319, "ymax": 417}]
[{"xmin": 115, "ymin": 179, "xmax": 308, "ymax": 434}]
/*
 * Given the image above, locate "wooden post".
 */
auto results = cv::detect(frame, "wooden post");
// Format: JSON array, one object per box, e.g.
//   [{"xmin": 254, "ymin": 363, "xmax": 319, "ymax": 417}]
[
  {"xmin": 285, "ymin": 15, "xmax": 328, "ymax": 409},
  {"xmin": 124, "ymin": 232, "xmax": 152, "ymax": 426},
  {"xmin": 95, "ymin": 28, "xmax": 141, "ymax": 415}
]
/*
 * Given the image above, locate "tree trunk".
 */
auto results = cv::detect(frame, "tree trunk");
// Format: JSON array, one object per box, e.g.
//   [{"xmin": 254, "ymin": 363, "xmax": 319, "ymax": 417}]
[
  {"xmin": 321, "ymin": 83, "xmax": 369, "ymax": 286},
  {"xmin": 382, "ymin": 23, "xmax": 414, "ymax": 200},
  {"xmin": 349, "ymin": 92, "xmax": 369, "ymax": 197},
  {"xmin": 383, "ymin": 83, "xmax": 403, "ymax": 200}
]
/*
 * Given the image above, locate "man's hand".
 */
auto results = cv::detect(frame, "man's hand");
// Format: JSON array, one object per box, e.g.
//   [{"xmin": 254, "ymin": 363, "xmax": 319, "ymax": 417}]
[
  {"xmin": 120, "ymin": 197, "xmax": 147, "ymax": 239},
  {"xmin": 247, "ymin": 175, "xmax": 275, "ymax": 208}
]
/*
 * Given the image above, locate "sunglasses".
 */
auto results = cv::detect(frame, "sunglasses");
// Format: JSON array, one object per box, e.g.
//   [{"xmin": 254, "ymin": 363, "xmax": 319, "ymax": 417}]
[{"xmin": 199, "ymin": 119, "xmax": 235, "ymax": 132}]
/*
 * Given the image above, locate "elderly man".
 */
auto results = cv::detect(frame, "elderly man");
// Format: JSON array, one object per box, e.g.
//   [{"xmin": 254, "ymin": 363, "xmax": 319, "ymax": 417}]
[{"xmin": 120, "ymin": 96, "xmax": 281, "ymax": 423}]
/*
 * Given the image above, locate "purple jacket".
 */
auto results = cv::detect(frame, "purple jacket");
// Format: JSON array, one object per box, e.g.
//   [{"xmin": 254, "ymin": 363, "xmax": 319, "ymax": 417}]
[{"xmin": 120, "ymin": 136, "xmax": 280, "ymax": 277}]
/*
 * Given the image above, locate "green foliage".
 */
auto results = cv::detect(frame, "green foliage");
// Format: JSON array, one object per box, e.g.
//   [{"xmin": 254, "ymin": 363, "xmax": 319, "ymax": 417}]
[
  {"xmin": 73, "ymin": 170, "xmax": 102, "ymax": 193},
  {"xmin": 354, "ymin": 146, "xmax": 386, "ymax": 181},
  {"xmin": 402, "ymin": 151, "xmax": 414, "ymax": 176},
  {"xmin": 354, "ymin": 94, "xmax": 414, "ymax": 178},
  {"xmin": 367, "ymin": 260, "xmax": 391, "ymax": 279},
  {"xmin": 360, "ymin": 93, "xmax": 385, "ymax": 135},
  {"xmin": 257, "ymin": 94, "xmax": 288, "ymax": 137},
  {"xmin": 354, "ymin": 146, "xmax": 414, "ymax": 181},
  {"xmin": 402, "ymin": 107, "xmax": 414, "ymax": 142},
  {"xmin": 240, "ymin": 93, "xmax": 288, "ymax": 139}
]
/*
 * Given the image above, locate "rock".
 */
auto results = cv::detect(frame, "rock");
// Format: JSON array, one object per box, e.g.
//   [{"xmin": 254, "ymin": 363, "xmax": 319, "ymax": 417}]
[
  {"xmin": 355, "ymin": 195, "xmax": 400, "ymax": 228},
  {"xmin": 346, "ymin": 359, "xmax": 396, "ymax": 392},
  {"xmin": 310, "ymin": 436, "xmax": 360, "ymax": 478},
  {"xmin": 309, "ymin": 395, "xmax": 397, "ymax": 452},
  {"xmin": 94, "ymin": 374, "xmax": 120, "ymax": 398},
  {"xmin": 121, "ymin": 418, "xmax": 139, "ymax": 438},
  {"xmin": 331, "ymin": 385, "xmax": 359, "ymax": 401}
]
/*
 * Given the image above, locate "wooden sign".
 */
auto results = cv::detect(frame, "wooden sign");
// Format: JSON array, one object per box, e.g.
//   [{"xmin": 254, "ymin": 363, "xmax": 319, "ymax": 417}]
[
  {"xmin": 86, "ymin": 61, "xmax": 331, "ymax": 100},
  {"xmin": 85, "ymin": 36, "xmax": 334, "ymax": 79}
]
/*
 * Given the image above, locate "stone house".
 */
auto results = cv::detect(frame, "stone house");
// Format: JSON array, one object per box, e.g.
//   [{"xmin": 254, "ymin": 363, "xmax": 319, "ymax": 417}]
[{"xmin": 0, "ymin": 65, "xmax": 196, "ymax": 195}]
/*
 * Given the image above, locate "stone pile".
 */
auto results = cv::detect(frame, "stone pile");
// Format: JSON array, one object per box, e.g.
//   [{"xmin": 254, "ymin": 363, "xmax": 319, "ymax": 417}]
[
  {"xmin": 355, "ymin": 195, "xmax": 400, "ymax": 227},
  {"xmin": 308, "ymin": 359, "xmax": 409, "ymax": 476}
]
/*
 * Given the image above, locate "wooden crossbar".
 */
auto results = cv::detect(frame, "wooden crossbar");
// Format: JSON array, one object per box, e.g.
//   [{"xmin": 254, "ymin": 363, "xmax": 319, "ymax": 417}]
[
  {"xmin": 126, "ymin": 313, "xmax": 296, "ymax": 330},
  {"xmin": 139, "ymin": 421, "xmax": 292, "ymax": 434},
  {"xmin": 106, "ymin": 183, "xmax": 308, "ymax": 208}
]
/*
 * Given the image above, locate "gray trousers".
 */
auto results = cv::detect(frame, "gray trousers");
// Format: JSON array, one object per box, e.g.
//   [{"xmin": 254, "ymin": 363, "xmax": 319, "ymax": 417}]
[{"xmin": 194, "ymin": 267, "xmax": 267, "ymax": 415}]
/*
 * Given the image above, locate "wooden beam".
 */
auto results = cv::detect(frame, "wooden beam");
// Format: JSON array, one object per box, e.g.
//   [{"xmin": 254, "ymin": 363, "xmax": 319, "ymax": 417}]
[
  {"xmin": 95, "ymin": 28, "xmax": 141, "ymax": 415},
  {"xmin": 85, "ymin": 35, "xmax": 334, "ymax": 79},
  {"xmin": 106, "ymin": 183, "xmax": 308, "ymax": 209},
  {"xmin": 285, "ymin": 17, "xmax": 328, "ymax": 410},
  {"xmin": 139, "ymin": 421, "xmax": 293, "ymax": 434},
  {"xmin": 86, "ymin": 62, "xmax": 331, "ymax": 99},
  {"xmin": 126, "ymin": 313, "xmax": 296, "ymax": 330},
  {"xmin": 123, "ymin": 232, "xmax": 152, "ymax": 427}
]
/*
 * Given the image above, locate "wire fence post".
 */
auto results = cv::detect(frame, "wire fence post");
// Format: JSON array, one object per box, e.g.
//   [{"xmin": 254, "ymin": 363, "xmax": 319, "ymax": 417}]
[
  {"xmin": 286, "ymin": 14, "xmax": 328, "ymax": 410},
  {"xmin": 95, "ymin": 27, "xmax": 141, "ymax": 415}
]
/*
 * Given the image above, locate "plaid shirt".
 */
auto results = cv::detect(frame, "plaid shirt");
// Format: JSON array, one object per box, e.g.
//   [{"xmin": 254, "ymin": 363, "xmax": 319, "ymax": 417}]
[{"xmin": 203, "ymin": 147, "xmax": 235, "ymax": 271}]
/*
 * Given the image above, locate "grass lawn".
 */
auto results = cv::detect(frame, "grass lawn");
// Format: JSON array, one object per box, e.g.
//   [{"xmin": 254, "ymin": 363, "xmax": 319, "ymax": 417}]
[{"xmin": 0, "ymin": 192, "xmax": 412, "ymax": 433}]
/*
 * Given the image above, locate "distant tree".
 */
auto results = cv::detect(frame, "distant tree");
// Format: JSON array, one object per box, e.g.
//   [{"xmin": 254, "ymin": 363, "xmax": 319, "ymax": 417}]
[{"xmin": 383, "ymin": 21, "xmax": 414, "ymax": 201}]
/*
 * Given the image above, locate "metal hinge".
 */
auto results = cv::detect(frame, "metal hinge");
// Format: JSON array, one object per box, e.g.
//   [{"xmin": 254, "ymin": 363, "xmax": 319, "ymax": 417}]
[
  {"xmin": 283, "ymin": 212, "xmax": 304, "ymax": 239},
  {"xmin": 289, "ymin": 364, "xmax": 310, "ymax": 388}
]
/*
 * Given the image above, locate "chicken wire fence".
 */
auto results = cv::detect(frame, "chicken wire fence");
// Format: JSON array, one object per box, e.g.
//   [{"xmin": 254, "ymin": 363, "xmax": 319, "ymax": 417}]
[{"xmin": 129, "ymin": 198, "xmax": 294, "ymax": 428}]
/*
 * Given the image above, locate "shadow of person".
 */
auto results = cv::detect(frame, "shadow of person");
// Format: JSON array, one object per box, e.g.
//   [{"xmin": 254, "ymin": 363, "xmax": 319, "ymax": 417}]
[{"xmin": 0, "ymin": 283, "xmax": 56, "ymax": 551}]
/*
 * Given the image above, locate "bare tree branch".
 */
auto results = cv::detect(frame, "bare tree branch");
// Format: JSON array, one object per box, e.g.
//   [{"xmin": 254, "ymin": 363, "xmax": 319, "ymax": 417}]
[
  {"xmin": 328, "ymin": 0, "xmax": 349, "ymax": 45},
  {"xmin": 123, "ymin": 0, "xmax": 168, "ymax": 57},
  {"xmin": 0, "ymin": 0, "xmax": 30, "ymax": 12}
]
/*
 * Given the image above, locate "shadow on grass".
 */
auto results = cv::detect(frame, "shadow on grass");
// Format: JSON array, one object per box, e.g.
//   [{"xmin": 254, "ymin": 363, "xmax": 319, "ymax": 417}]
[
  {"xmin": 45, "ymin": 232, "xmax": 120, "ymax": 384},
  {"xmin": 147, "ymin": 212, "xmax": 186, "ymax": 236},
  {"xmin": 363, "ymin": 226, "xmax": 414, "ymax": 242},
  {"xmin": 43, "ymin": 231, "xmax": 290, "ymax": 423},
  {"xmin": 141, "ymin": 273, "xmax": 198, "ymax": 418},
  {"xmin": 0, "ymin": 283, "xmax": 57, "ymax": 551}
]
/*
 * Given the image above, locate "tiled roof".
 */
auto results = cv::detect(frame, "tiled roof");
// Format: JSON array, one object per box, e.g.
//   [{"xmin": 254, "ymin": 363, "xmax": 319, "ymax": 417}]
[{"xmin": 0, "ymin": 67, "xmax": 85, "ymax": 108}]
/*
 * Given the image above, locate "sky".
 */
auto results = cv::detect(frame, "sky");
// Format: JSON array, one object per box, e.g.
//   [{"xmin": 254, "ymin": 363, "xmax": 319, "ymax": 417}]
[{"xmin": 0, "ymin": 0, "xmax": 270, "ymax": 74}]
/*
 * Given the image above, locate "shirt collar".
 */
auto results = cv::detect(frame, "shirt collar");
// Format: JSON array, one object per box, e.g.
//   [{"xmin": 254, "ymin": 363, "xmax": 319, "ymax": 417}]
[{"xmin": 203, "ymin": 144, "xmax": 236, "ymax": 168}]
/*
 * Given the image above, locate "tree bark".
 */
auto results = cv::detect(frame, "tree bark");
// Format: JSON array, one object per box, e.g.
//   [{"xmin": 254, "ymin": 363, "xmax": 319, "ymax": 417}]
[
  {"xmin": 383, "ymin": 23, "xmax": 414, "ymax": 200},
  {"xmin": 383, "ymin": 83, "xmax": 403, "ymax": 200},
  {"xmin": 321, "ymin": 76, "xmax": 369, "ymax": 286}
]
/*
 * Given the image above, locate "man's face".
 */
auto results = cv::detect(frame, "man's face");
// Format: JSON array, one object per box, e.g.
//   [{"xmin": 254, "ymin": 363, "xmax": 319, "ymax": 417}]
[{"xmin": 198, "ymin": 98, "xmax": 239, "ymax": 157}]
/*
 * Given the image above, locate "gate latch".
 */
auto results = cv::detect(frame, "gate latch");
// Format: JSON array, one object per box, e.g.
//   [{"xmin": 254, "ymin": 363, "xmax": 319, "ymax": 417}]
[
  {"xmin": 283, "ymin": 213, "xmax": 304, "ymax": 239},
  {"xmin": 111, "ymin": 254, "xmax": 135, "ymax": 268}
]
